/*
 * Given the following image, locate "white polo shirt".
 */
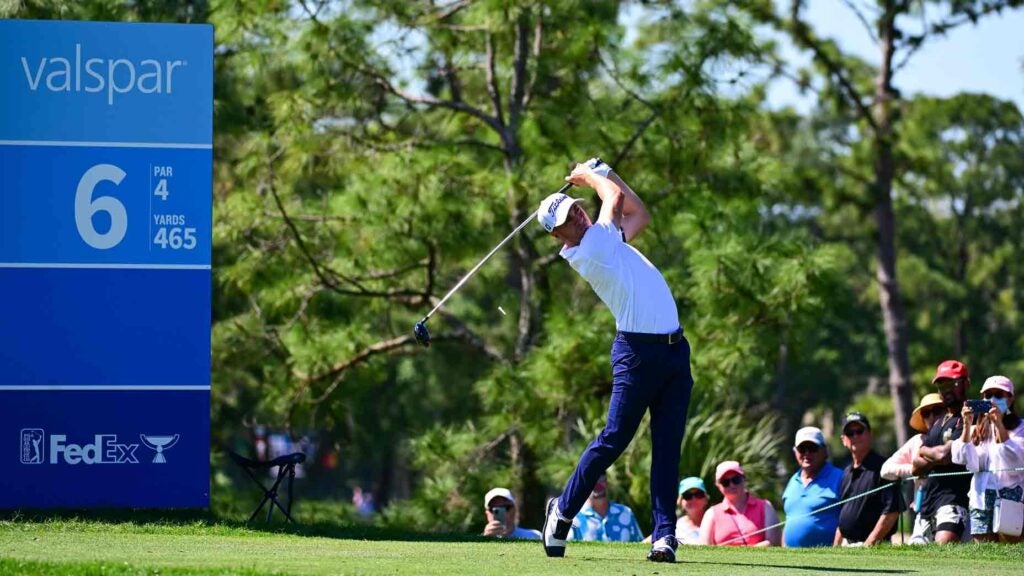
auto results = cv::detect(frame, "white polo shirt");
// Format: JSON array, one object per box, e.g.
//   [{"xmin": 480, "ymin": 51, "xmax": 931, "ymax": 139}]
[{"xmin": 560, "ymin": 221, "xmax": 679, "ymax": 334}]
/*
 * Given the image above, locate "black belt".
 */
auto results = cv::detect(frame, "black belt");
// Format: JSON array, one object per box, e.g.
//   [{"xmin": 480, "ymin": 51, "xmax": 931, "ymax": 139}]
[{"xmin": 619, "ymin": 328, "xmax": 684, "ymax": 345}]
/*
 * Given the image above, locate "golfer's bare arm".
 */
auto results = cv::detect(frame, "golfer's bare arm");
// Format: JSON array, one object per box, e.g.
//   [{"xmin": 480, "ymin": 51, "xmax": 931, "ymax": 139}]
[
  {"xmin": 608, "ymin": 172, "xmax": 650, "ymax": 240},
  {"xmin": 593, "ymin": 172, "xmax": 650, "ymax": 241}
]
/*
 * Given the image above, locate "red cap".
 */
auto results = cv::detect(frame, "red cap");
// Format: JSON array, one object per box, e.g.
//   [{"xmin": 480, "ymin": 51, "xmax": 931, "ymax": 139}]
[{"xmin": 932, "ymin": 360, "xmax": 968, "ymax": 384}]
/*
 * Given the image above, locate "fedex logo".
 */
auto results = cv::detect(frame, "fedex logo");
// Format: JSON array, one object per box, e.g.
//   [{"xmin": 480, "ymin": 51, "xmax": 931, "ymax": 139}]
[{"xmin": 48, "ymin": 434, "xmax": 139, "ymax": 465}]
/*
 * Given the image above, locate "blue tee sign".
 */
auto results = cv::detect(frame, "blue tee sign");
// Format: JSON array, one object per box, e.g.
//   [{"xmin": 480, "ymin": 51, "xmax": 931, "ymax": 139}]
[{"xmin": 0, "ymin": 20, "xmax": 212, "ymax": 508}]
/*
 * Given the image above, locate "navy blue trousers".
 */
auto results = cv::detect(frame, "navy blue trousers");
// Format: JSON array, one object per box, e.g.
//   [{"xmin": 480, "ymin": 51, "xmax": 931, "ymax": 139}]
[{"xmin": 557, "ymin": 331, "xmax": 694, "ymax": 540}]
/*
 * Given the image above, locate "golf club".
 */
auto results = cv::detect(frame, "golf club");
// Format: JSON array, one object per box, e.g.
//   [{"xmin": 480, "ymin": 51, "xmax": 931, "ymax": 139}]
[{"xmin": 413, "ymin": 181, "xmax": 575, "ymax": 347}]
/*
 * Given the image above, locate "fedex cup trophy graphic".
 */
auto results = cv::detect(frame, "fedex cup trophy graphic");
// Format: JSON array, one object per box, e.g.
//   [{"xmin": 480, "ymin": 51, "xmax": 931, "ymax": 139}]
[{"xmin": 140, "ymin": 434, "xmax": 180, "ymax": 463}]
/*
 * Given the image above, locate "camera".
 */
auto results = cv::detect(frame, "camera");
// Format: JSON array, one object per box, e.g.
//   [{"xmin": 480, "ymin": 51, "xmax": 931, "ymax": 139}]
[
  {"xmin": 490, "ymin": 506, "xmax": 507, "ymax": 523},
  {"xmin": 966, "ymin": 399, "xmax": 993, "ymax": 415}
]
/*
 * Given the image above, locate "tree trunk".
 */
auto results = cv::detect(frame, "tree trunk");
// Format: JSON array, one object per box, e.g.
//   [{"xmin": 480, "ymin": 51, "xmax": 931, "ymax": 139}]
[
  {"xmin": 954, "ymin": 194, "xmax": 971, "ymax": 357},
  {"xmin": 876, "ymin": 204, "xmax": 913, "ymax": 446},
  {"xmin": 875, "ymin": 4, "xmax": 913, "ymax": 446},
  {"xmin": 500, "ymin": 139, "xmax": 537, "ymax": 361},
  {"xmin": 771, "ymin": 329, "xmax": 789, "ymax": 413}
]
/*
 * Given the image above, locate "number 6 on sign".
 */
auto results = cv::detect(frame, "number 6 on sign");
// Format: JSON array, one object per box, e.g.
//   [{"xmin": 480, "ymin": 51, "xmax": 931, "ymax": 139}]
[{"xmin": 75, "ymin": 164, "xmax": 128, "ymax": 249}]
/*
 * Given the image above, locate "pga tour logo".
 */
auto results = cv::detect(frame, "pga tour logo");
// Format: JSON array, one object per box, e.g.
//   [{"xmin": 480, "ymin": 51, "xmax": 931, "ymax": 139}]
[
  {"xmin": 19, "ymin": 429, "xmax": 45, "ymax": 464},
  {"xmin": 19, "ymin": 429, "xmax": 179, "ymax": 465}
]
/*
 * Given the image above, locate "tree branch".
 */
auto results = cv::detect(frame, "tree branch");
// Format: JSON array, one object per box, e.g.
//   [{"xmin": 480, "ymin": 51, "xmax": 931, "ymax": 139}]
[
  {"xmin": 768, "ymin": 55, "xmax": 825, "ymax": 99},
  {"xmin": 893, "ymin": 0, "xmax": 1018, "ymax": 74},
  {"xmin": 350, "ymin": 259, "xmax": 433, "ymax": 283},
  {"xmin": 509, "ymin": 11, "xmax": 531, "ymax": 128},
  {"xmin": 521, "ymin": 15, "xmax": 543, "ymax": 111},
  {"xmin": 366, "ymin": 64, "xmax": 504, "ymax": 133},
  {"xmin": 839, "ymin": 0, "xmax": 880, "ymax": 44},
  {"xmin": 611, "ymin": 113, "xmax": 659, "ymax": 168},
  {"xmin": 597, "ymin": 49, "xmax": 657, "ymax": 111},
  {"xmin": 262, "ymin": 211, "xmax": 355, "ymax": 223},
  {"xmin": 429, "ymin": 0, "xmax": 473, "ymax": 22},
  {"xmin": 309, "ymin": 334, "xmax": 418, "ymax": 403},
  {"xmin": 484, "ymin": 27, "xmax": 506, "ymax": 127},
  {"xmin": 284, "ymin": 285, "xmax": 320, "ymax": 330},
  {"xmin": 434, "ymin": 309, "xmax": 507, "ymax": 362},
  {"xmin": 299, "ymin": 319, "xmax": 506, "ymax": 404},
  {"xmin": 443, "ymin": 52, "xmax": 464, "ymax": 104},
  {"xmin": 787, "ymin": 0, "xmax": 879, "ymax": 132},
  {"xmin": 347, "ymin": 131, "xmax": 506, "ymax": 154},
  {"xmin": 536, "ymin": 251, "xmax": 561, "ymax": 269},
  {"xmin": 264, "ymin": 155, "xmax": 430, "ymax": 303},
  {"xmin": 237, "ymin": 297, "xmax": 292, "ymax": 365}
]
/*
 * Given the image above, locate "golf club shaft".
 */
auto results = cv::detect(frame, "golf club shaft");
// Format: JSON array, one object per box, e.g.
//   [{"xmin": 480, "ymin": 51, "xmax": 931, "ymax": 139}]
[{"xmin": 422, "ymin": 182, "xmax": 573, "ymax": 323}]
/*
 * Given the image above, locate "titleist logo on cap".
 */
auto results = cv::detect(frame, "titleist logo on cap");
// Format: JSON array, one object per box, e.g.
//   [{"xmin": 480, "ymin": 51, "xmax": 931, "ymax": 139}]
[{"xmin": 543, "ymin": 195, "xmax": 568, "ymax": 231}]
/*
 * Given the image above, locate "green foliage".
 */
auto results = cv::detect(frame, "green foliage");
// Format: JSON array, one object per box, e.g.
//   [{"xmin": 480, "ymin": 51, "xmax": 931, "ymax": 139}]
[{"xmin": 897, "ymin": 94, "xmax": 1024, "ymax": 392}]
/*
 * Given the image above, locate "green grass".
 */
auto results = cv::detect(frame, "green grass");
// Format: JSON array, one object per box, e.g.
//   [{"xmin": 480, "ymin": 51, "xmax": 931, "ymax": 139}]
[{"xmin": 1, "ymin": 511, "xmax": 1022, "ymax": 575}]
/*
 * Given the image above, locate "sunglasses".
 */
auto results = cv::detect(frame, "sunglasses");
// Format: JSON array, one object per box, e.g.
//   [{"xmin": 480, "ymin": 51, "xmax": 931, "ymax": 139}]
[
  {"xmin": 935, "ymin": 379, "xmax": 963, "ymax": 392},
  {"xmin": 983, "ymin": 391, "xmax": 1010, "ymax": 400},
  {"xmin": 681, "ymin": 491, "xmax": 706, "ymax": 501},
  {"xmin": 719, "ymin": 475, "xmax": 745, "ymax": 487},
  {"xmin": 489, "ymin": 504, "xmax": 513, "ymax": 512},
  {"xmin": 796, "ymin": 444, "xmax": 820, "ymax": 454},
  {"xmin": 919, "ymin": 406, "xmax": 944, "ymax": 419},
  {"xmin": 843, "ymin": 427, "xmax": 867, "ymax": 438}
]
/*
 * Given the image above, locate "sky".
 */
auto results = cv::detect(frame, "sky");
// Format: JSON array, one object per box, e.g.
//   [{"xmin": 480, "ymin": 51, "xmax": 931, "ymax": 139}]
[{"xmin": 765, "ymin": 2, "xmax": 1024, "ymax": 112}]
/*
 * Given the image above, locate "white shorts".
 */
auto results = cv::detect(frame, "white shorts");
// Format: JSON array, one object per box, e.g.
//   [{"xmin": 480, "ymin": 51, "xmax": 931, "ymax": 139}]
[{"xmin": 913, "ymin": 504, "xmax": 971, "ymax": 543}]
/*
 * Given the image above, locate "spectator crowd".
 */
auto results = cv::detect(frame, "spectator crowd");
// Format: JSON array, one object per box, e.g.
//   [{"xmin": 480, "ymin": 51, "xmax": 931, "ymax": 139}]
[{"xmin": 483, "ymin": 359, "xmax": 1024, "ymax": 546}]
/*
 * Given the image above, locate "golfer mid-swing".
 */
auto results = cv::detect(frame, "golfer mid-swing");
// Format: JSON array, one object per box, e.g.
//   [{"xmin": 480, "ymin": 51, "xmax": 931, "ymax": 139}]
[{"xmin": 539, "ymin": 159, "xmax": 693, "ymax": 563}]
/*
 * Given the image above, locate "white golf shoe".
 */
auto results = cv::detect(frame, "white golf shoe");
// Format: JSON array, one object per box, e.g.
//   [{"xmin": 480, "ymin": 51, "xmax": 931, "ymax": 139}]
[
  {"xmin": 542, "ymin": 498, "xmax": 571, "ymax": 557},
  {"xmin": 647, "ymin": 534, "xmax": 678, "ymax": 563}
]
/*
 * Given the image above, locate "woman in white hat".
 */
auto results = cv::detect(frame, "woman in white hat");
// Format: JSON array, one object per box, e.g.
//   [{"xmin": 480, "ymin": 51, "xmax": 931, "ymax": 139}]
[
  {"xmin": 952, "ymin": 375, "xmax": 1024, "ymax": 542},
  {"xmin": 882, "ymin": 393, "xmax": 945, "ymax": 543}
]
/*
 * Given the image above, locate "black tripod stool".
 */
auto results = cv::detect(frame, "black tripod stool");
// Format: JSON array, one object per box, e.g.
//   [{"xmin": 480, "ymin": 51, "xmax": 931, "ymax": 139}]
[{"xmin": 229, "ymin": 450, "xmax": 306, "ymax": 523}]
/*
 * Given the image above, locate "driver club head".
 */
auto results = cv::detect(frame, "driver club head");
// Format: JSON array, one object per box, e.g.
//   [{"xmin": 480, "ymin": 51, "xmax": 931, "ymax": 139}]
[{"xmin": 413, "ymin": 321, "xmax": 431, "ymax": 347}]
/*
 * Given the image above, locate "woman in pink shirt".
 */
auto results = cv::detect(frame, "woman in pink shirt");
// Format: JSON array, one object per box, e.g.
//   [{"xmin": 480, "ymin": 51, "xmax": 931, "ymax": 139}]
[{"xmin": 699, "ymin": 461, "xmax": 781, "ymax": 546}]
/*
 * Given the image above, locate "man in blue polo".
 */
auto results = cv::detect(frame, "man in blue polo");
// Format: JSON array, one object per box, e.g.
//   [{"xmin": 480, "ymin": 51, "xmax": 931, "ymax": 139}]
[
  {"xmin": 569, "ymin": 474, "xmax": 643, "ymax": 542},
  {"xmin": 538, "ymin": 159, "xmax": 693, "ymax": 563},
  {"xmin": 782, "ymin": 426, "xmax": 842, "ymax": 547}
]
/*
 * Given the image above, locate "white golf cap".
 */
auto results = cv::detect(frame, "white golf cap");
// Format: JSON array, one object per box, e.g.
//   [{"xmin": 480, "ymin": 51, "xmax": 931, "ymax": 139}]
[
  {"xmin": 981, "ymin": 375, "xmax": 1014, "ymax": 395},
  {"xmin": 794, "ymin": 426, "xmax": 826, "ymax": 448},
  {"xmin": 537, "ymin": 192, "xmax": 584, "ymax": 232},
  {"xmin": 484, "ymin": 487, "xmax": 516, "ymax": 508}
]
